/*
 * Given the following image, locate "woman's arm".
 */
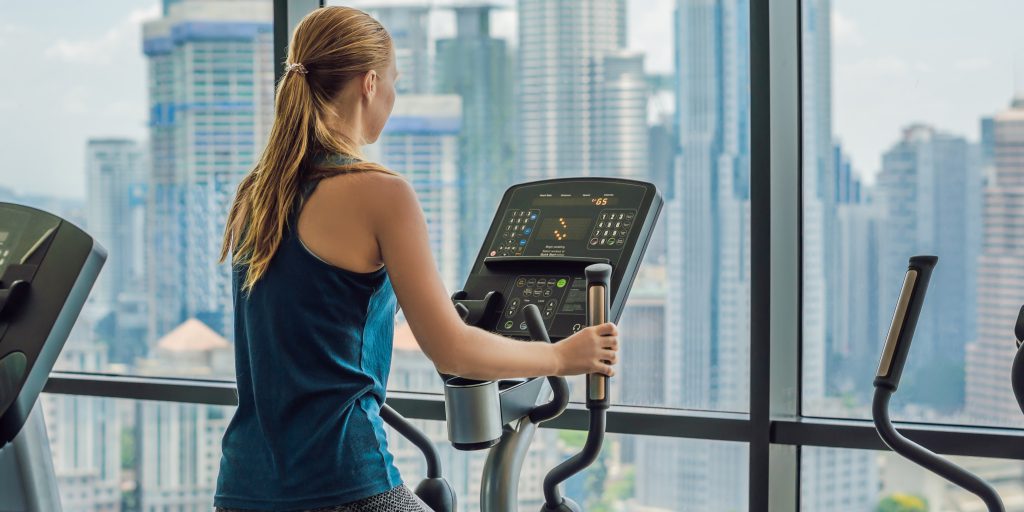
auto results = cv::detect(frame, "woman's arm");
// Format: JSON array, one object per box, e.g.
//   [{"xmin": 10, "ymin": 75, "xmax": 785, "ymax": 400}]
[{"xmin": 367, "ymin": 175, "xmax": 618, "ymax": 381}]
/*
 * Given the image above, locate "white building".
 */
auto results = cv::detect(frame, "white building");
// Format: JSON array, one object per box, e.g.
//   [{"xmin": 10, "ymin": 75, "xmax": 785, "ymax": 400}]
[{"xmin": 142, "ymin": 0, "xmax": 274, "ymax": 343}]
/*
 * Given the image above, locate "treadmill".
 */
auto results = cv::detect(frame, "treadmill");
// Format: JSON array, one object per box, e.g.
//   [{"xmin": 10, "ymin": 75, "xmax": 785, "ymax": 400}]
[
  {"xmin": 0, "ymin": 203, "xmax": 107, "ymax": 512},
  {"xmin": 389, "ymin": 177, "xmax": 662, "ymax": 511}
]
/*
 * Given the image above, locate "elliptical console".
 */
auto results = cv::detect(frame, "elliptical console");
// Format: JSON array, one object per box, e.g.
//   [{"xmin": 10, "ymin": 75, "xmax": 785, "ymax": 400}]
[{"xmin": 435, "ymin": 178, "xmax": 662, "ymax": 511}]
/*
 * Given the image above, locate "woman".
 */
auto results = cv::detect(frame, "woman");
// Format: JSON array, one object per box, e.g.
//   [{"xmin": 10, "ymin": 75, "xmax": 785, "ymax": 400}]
[{"xmin": 214, "ymin": 6, "xmax": 620, "ymax": 512}]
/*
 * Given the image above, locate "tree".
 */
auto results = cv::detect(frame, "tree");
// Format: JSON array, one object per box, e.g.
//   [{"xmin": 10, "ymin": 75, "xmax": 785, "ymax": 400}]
[{"xmin": 876, "ymin": 493, "xmax": 928, "ymax": 512}]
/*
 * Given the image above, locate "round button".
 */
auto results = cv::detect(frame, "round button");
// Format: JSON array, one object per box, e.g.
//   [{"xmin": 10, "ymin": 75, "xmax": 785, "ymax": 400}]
[
  {"xmin": 527, "ymin": 278, "xmax": 537, "ymax": 286},
  {"xmin": 519, "ymin": 321, "xmax": 528, "ymax": 330},
  {"xmin": 572, "ymin": 323, "xmax": 582, "ymax": 333},
  {"xmin": 548, "ymin": 278, "xmax": 557, "ymax": 286},
  {"xmin": 516, "ymin": 278, "xmax": 526, "ymax": 287},
  {"xmin": 556, "ymin": 278, "xmax": 567, "ymax": 288},
  {"xmin": 590, "ymin": 238, "xmax": 599, "ymax": 245},
  {"xmin": 543, "ymin": 289, "xmax": 552, "ymax": 297},
  {"xmin": 524, "ymin": 288, "xmax": 533, "ymax": 297},
  {"xmin": 504, "ymin": 321, "xmax": 514, "ymax": 329}
]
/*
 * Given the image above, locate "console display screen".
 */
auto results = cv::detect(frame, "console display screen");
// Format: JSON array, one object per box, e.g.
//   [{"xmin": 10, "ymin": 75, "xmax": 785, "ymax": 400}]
[{"xmin": 536, "ymin": 217, "xmax": 591, "ymax": 241}]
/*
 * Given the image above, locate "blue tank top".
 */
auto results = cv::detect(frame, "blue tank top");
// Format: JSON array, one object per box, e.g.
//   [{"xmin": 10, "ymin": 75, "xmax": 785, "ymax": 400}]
[{"xmin": 214, "ymin": 165, "xmax": 401, "ymax": 510}]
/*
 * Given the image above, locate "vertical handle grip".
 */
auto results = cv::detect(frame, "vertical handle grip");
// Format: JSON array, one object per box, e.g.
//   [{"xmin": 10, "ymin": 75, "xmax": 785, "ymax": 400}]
[
  {"xmin": 874, "ymin": 255, "xmax": 938, "ymax": 391},
  {"xmin": 585, "ymin": 264, "xmax": 613, "ymax": 406}
]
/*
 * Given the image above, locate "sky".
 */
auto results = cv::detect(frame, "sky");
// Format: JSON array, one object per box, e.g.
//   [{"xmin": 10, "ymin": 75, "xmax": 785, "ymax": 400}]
[{"xmin": 1, "ymin": 0, "xmax": 1022, "ymax": 197}]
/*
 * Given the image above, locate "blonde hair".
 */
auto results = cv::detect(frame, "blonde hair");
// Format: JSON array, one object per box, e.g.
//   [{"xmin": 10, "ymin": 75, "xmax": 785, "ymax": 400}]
[{"xmin": 220, "ymin": 6, "xmax": 397, "ymax": 292}]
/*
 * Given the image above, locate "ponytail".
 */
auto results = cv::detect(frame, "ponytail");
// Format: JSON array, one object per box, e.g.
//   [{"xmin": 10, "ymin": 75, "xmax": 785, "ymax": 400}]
[{"xmin": 219, "ymin": 6, "xmax": 396, "ymax": 293}]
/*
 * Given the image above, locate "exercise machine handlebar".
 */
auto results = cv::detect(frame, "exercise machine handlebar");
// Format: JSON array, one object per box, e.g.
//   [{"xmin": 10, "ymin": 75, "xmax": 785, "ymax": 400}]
[{"xmin": 872, "ymin": 255, "xmax": 1004, "ymax": 512}]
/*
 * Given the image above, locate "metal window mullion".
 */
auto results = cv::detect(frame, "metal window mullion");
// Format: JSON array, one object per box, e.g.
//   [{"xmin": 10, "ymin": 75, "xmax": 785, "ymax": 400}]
[
  {"xmin": 276, "ymin": 0, "xmax": 323, "ymax": 83},
  {"xmin": 750, "ymin": 0, "xmax": 803, "ymax": 509}
]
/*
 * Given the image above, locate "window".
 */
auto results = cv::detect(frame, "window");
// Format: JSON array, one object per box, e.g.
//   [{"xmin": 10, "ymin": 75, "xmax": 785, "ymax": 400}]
[
  {"xmin": 802, "ymin": 0, "xmax": 1024, "ymax": 429},
  {"xmin": 801, "ymin": 447, "xmax": 1024, "ymax": 511}
]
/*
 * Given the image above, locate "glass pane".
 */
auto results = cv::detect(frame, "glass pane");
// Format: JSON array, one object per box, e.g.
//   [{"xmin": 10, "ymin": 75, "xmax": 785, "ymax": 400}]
[
  {"xmin": 0, "ymin": 0, "xmax": 272, "ymax": 378},
  {"xmin": 337, "ymin": 0, "xmax": 751, "ymax": 410},
  {"xmin": 803, "ymin": 0, "xmax": 1024, "ymax": 427},
  {"xmin": 39, "ymin": 393, "xmax": 745, "ymax": 511},
  {"xmin": 802, "ymin": 446, "xmax": 1024, "ymax": 512}
]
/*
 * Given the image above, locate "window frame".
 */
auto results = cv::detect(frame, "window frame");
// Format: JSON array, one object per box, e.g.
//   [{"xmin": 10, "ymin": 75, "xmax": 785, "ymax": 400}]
[{"xmin": 41, "ymin": 0, "xmax": 1024, "ymax": 510}]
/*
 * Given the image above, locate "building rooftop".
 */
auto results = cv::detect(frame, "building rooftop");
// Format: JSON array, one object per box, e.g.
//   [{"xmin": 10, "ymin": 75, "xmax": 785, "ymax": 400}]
[
  {"xmin": 394, "ymin": 321, "xmax": 422, "ymax": 352},
  {"xmin": 156, "ymin": 318, "xmax": 230, "ymax": 352}
]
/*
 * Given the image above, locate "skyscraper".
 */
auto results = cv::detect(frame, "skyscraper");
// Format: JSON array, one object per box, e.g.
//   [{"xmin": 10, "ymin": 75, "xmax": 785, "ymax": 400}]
[
  {"xmin": 876, "ymin": 124, "xmax": 980, "ymax": 412},
  {"xmin": 644, "ymin": 0, "xmax": 751, "ymax": 508},
  {"xmin": 367, "ymin": 4, "xmax": 432, "ymax": 94},
  {"xmin": 435, "ymin": 5, "xmax": 516, "ymax": 282},
  {"xmin": 142, "ymin": 0, "xmax": 274, "ymax": 342},
  {"xmin": 365, "ymin": 95, "xmax": 463, "ymax": 290},
  {"xmin": 85, "ymin": 138, "xmax": 149, "ymax": 364},
  {"xmin": 517, "ymin": 0, "xmax": 627, "ymax": 180},
  {"xmin": 594, "ymin": 51, "xmax": 649, "ymax": 179},
  {"xmin": 967, "ymin": 96, "xmax": 1024, "ymax": 426}
]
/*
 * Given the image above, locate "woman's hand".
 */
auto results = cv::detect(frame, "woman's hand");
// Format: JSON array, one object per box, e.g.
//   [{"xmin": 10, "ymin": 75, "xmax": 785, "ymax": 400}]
[{"xmin": 552, "ymin": 323, "xmax": 619, "ymax": 377}]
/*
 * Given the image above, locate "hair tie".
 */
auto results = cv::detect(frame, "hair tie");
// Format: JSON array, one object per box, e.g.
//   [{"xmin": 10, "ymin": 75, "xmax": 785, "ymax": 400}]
[{"xmin": 285, "ymin": 62, "xmax": 308, "ymax": 76}]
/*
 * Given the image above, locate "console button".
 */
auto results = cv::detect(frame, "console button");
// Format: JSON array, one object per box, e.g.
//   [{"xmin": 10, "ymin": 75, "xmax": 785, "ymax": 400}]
[
  {"xmin": 504, "ymin": 320, "xmax": 514, "ymax": 329},
  {"xmin": 516, "ymin": 278, "xmax": 526, "ymax": 287},
  {"xmin": 527, "ymin": 278, "xmax": 537, "ymax": 286}
]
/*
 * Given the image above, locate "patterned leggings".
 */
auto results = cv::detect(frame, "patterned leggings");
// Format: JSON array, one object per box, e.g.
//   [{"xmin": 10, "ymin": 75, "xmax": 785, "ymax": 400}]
[{"xmin": 216, "ymin": 485, "xmax": 434, "ymax": 512}]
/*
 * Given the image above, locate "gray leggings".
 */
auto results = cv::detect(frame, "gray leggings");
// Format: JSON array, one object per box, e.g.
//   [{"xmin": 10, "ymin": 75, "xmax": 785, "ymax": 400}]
[{"xmin": 216, "ymin": 485, "xmax": 433, "ymax": 512}]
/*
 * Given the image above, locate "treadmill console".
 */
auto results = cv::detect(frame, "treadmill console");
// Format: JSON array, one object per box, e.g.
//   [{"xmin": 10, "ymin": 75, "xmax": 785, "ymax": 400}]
[
  {"xmin": 454, "ymin": 178, "xmax": 662, "ymax": 341},
  {"xmin": 0, "ymin": 203, "xmax": 106, "ymax": 447}
]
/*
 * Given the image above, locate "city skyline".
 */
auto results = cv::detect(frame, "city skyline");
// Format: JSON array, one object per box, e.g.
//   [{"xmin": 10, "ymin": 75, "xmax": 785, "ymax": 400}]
[
  {"xmin": 8, "ymin": 0, "xmax": 1024, "ymax": 510},
  {"xmin": 6, "ymin": 0, "xmax": 1024, "ymax": 197}
]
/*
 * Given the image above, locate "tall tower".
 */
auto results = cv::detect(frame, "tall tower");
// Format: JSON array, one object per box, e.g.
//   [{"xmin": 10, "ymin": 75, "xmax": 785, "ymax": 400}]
[
  {"xmin": 517, "ymin": 0, "xmax": 627, "ymax": 180},
  {"xmin": 435, "ymin": 5, "xmax": 516, "ymax": 283},
  {"xmin": 594, "ymin": 51, "xmax": 649, "ymax": 179},
  {"xmin": 967, "ymin": 96, "xmax": 1024, "ymax": 426},
  {"xmin": 85, "ymin": 138, "xmax": 146, "ymax": 311},
  {"xmin": 641, "ymin": 0, "xmax": 751, "ymax": 509},
  {"xmin": 142, "ymin": 0, "xmax": 274, "ymax": 342},
  {"xmin": 876, "ymin": 125, "xmax": 980, "ymax": 411},
  {"xmin": 85, "ymin": 138, "xmax": 150, "ymax": 364}
]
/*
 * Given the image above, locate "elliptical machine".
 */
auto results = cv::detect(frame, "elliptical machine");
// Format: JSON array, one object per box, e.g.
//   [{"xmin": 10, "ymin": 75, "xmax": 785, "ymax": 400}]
[
  {"xmin": 872, "ymin": 256, "xmax": 1005, "ymax": 512},
  {"xmin": 384, "ymin": 177, "xmax": 663, "ymax": 511}
]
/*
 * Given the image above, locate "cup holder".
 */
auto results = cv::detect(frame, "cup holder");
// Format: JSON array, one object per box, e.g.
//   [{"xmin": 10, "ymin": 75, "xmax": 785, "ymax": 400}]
[{"xmin": 444, "ymin": 378, "xmax": 503, "ymax": 450}]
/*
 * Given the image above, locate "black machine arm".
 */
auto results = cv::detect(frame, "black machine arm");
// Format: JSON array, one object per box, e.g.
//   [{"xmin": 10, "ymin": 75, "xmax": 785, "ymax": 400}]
[
  {"xmin": 1011, "ymin": 306, "xmax": 1024, "ymax": 417},
  {"xmin": 380, "ymin": 405, "xmax": 457, "ymax": 511},
  {"xmin": 872, "ymin": 256, "xmax": 1005, "ymax": 512},
  {"xmin": 523, "ymin": 305, "xmax": 570, "ymax": 424},
  {"xmin": 541, "ymin": 263, "xmax": 613, "ymax": 512}
]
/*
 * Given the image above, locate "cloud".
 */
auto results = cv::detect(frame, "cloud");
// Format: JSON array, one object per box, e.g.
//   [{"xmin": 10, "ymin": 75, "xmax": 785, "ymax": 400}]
[
  {"xmin": 955, "ymin": 57, "xmax": 992, "ymax": 71},
  {"xmin": 44, "ymin": 4, "xmax": 159, "ymax": 65},
  {"xmin": 832, "ymin": 10, "xmax": 863, "ymax": 47}
]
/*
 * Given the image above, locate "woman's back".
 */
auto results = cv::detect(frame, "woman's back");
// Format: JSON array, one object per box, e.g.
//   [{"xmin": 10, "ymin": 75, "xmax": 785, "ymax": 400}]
[{"xmin": 215, "ymin": 170, "xmax": 402, "ymax": 510}]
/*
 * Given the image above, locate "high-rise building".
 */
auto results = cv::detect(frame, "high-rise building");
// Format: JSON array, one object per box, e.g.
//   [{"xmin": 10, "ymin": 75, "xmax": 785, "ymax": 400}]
[
  {"xmin": 435, "ymin": 5, "xmax": 516, "ymax": 282},
  {"xmin": 876, "ymin": 124, "xmax": 980, "ymax": 412},
  {"xmin": 967, "ymin": 96, "xmax": 1024, "ymax": 426},
  {"xmin": 365, "ymin": 95, "xmax": 463, "ymax": 291},
  {"xmin": 85, "ymin": 138, "xmax": 149, "ymax": 365},
  {"xmin": 594, "ymin": 51, "xmax": 649, "ymax": 179},
  {"xmin": 142, "ymin": 0, "xmax": 274, "ymax": 342},
  {"xmin": 517, "ymin": 0, "xmax": 627, "ymax": 180},
  {"xmin": 136, "ymin": 319, "xmax": 235, "ymax": 512},
  {"xmin": 651, "ymin": 0, "xmax": 751, "ymax": 509},
  {"xmin": 366, "ymin": 4, "xmax": 432, "ymax": 94},
  {"xmin": 85, "ymin": 139, "xmax": 146, "ymax": 311}
]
